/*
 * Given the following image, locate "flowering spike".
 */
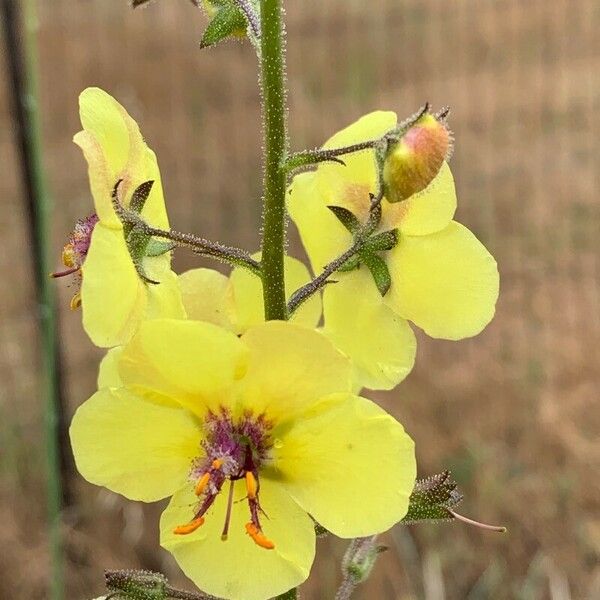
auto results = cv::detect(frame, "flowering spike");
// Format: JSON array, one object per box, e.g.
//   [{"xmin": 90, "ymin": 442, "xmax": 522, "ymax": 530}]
[{"xmin": 383, "ymin": 107, "xmax": 452, "ymax": 203}]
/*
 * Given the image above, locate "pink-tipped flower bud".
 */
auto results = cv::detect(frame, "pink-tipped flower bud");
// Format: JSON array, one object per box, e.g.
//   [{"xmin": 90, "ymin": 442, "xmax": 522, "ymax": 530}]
[{"xmin": 383, "ymin": 109, "xmax": 452, "ymax": 203}]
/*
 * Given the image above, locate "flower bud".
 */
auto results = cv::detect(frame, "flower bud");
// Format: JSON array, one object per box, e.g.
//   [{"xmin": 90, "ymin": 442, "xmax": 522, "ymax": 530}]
[
  {"xmin": 383, "ymin": 109, "xmax": 452, "ymax": 203},
  {"xmin": 105, "ymin": 569, "xmax": 167, "ymax": 600}
]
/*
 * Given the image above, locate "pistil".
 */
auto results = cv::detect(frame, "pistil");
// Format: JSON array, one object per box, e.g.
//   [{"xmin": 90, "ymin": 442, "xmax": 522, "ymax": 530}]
[{"xmin": 220, "ymin": 480, "xmax": 236, "ymax": 541}]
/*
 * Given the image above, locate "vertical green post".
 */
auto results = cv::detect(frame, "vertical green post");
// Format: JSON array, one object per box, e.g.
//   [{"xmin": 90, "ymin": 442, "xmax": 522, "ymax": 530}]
[
  {"xmin": 259, "ymin": 0, "xmax": 288, "ymax": 320},
  {"xmin": 1, "ymin": 0, "xmax": 65, "ymax": 597}
]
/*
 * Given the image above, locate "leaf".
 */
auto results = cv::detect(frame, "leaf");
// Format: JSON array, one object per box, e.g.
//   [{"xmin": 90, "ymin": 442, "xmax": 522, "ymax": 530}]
[
  {"xmin": 327, "ymin": 205, "xmax": 361, "ymax": 235},
  {"xmin": 360, "ymin": 251, "xmax": 391, "ymax": 296},
  {"xmin": 200, "ymin": 3, "xmax": 246, "ymax": 48},
  {"xmin": 401, "ymin": 471, "xmax": 464, "ymax": 525}
]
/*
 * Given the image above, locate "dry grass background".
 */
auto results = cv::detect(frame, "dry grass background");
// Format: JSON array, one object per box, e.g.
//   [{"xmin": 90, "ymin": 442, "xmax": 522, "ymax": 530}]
[{"xmin": 1, "ymin": 0, "xmax": 599, "ymax": 598}]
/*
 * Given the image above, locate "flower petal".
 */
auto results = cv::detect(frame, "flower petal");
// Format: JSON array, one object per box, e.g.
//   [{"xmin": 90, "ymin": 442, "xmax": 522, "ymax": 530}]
[
  {"xmin": 323, "ymin": 269, "xmax": 416, "ymax": 390},
  {"xmin": 275, "ymin": 393, "xmax": 416, "ymax": 537},
  {"xmin": 160, "ymin": 479, "xmax": 315, "ymax": 600},
  {"xmin": 178, "ymin": 268, "xmax": 235, "ymax": 330},
  {"xmin": 119, "ymin": 319, "xmax": 247, "ymax": 417},
  {"xmin": 239, "ymin": 321, "xmax": 352, "ymax": 421},
  {"xmin": 287, "ymin": 171, "xmax": 349, "ymax": 270},
  {"xmin": 97, "ymin": 347, "xmax": 123, "ymax": 389},
  {"xmin": 229, "ymin": 255, "xmax": 321, "ymax": 333},
  {"xmin": 70, "ymin": 387, "xmax": 200, "ymax": 502},
  {"xmin": 75, "ymin": 88, "xmax": 169, "ymax": 229},
  {"xmin": 317, "ymin": 111, "xmax": 397, "ymax": 215},
  {"xmin": 382, "ymin": 161, "xmax": 457, "ymax": 235},
  {"xmin": 386, "ymin": 221, "xmax": 499, "ymax": 339},
  {"xmin": 81, "ymin": 224, "xmax": 144, "ymax": 347},
  {"xmin": 81, "ymin": 224, "xmax": 184, "ymax": 348},
  {"xmin": 323, "ymin": 110, "xmax": 397, "ymax": 150}
]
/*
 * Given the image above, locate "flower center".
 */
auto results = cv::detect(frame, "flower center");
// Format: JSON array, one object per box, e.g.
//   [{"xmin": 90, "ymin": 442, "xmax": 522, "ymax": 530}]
[
  {"xmin": 173, "ymin": 408, "xmax": 276, "ymax": 550},
  {"xmin": 51, "ymin": 213, "xmax": 99, "ymax": 309}
]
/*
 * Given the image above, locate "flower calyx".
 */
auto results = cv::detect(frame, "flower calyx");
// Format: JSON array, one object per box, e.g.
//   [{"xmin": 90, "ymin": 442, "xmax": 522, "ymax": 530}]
[
  {"xmin": 110, "ymin": 179, "xmax": 173, "ymax": 285},
  {"xmin": 104, "ymin": 569, "xmax": 168, "ymax": 600},
  {"xmin": 401, "ymin": 470, "xmax": 506, "ymax": 532},
  {"xmin": 327, "ymin": 202, "xmax": 399, "ymax": 296},
  {"xmin": 199, "ymin": 1, "xmax": 261, "ymax": 50},
  {"xmin": 401, "ymin": 470, "xmax": 463, "ymax": 524}
]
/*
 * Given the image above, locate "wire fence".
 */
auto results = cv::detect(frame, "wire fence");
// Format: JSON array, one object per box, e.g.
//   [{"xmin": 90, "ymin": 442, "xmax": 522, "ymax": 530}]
[{"xmin": 0, "ymin": 0, "xmax": 598, "ymax": 598}]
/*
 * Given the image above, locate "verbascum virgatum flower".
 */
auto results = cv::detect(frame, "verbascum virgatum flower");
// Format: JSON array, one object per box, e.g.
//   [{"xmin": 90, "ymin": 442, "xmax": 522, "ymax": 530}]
[{"xmin": 70, "ymin": 319, "xmax": 416, "ymax": 600}]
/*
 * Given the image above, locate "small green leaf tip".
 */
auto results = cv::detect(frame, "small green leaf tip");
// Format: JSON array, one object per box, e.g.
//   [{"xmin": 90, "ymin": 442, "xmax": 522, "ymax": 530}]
[{"xmin": 327, "ymin": 205, "xmax": 361, "ymax": 235}]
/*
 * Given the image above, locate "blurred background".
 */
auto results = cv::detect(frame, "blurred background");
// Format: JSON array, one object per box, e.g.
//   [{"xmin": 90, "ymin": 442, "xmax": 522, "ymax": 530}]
[{"xmin": 1, "ymin": 0, "xmax": 599, "ymax": 598}]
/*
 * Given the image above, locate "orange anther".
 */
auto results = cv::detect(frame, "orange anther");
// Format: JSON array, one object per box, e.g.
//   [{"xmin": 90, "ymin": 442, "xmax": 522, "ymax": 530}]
[
  {"xmin": 245, "ymin": 471, "xmax": 258, "ymax": 499},
  {"xmin": 253, "ymin": 532, "xmax": 275, "ymax": 550},
  {"xmin": 211, "ymin": 458, "xmax": 224, "ymax": 470},
  {"xmin": 245, "ymin": 522, "xmax": 258, "ymax": 536},
  {"xmin": 173, "ymin": 516, "xmax": 205, "ymax": 535},
  {"xmin": 194, "ymin": 472, "xmax": 211, "ymax": 496},
  {"xmin": 245, "ymin": 522, "xmax": 275, "ymax": 550}
]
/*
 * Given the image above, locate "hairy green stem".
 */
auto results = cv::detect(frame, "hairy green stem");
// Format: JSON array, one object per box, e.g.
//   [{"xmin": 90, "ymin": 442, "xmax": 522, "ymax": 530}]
[
  {"xmin": 259, "ymin": 0, "xmax": 288, "ymax": 320},
  {"xmin": 1, "ymin": 0, "xmax": 65, "ymax": 597}
]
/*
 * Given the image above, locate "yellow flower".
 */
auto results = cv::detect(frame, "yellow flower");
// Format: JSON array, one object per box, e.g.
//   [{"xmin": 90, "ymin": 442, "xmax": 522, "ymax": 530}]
[
  {"xmin": 177, "ymin": 253, "xmax": 321, "ymax": 334},
  {"xmin": 67, "ymin": 87, "xmax": 184, "ymax": 347},
  {"xmin": 288, "ymin": 111, "xmax": 499, "ymax": 391},
  {"xmin": 70, "ymin": 319, "xmax": 416, "ymax": 600}
]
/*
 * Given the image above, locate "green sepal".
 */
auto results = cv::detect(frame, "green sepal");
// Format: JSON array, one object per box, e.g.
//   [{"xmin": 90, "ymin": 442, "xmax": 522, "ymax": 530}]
[
  {"xmin": 125, "ymin": 225, "xmax": 159, "ymax": 285},
  {"xmin": 360, "ymin": 251, "xmax": 391, "ymax": 296},
  {"xmin": 200, "ymin": 2, "xmax": 246, "ymax": 48},
  {"xmin": 145, "ymin": 239, "xmax": 177, "ymax": 257},
  {"xmin": 126, "ymin": 224, "xmax": 151, "ymax": 261},
  {"xmin": 362, "ymin": 228, "xmax": 399, "ymax": 253},
  {"xmin": 401, "ymin": 471, "xmax": 464, "ymax": 525},
  {"xmin": 337, "ymin": 253, "xmax": 361, "ymax": 272},
  {"xmin": 129, "ymin": 180, "xmax": 154, "ymax": 214},
  {"xmin": 105, "ymin": 569, "xmax": 167, "ymax": 600},
  {"xmin": 327, "ymin": 205, "xmax": 361, "ymax": 235}
]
